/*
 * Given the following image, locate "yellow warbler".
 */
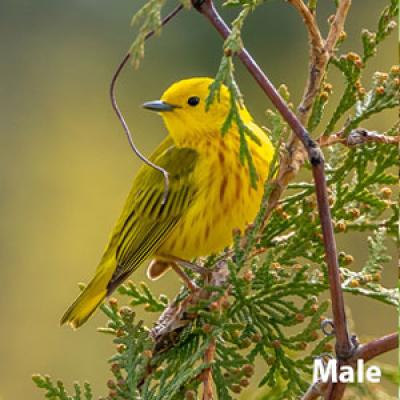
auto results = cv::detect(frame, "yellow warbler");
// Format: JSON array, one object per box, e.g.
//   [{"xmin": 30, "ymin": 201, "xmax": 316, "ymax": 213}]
[{"xmin": 61, "ymin": 77, "xmax": 274, "ymax": 328}]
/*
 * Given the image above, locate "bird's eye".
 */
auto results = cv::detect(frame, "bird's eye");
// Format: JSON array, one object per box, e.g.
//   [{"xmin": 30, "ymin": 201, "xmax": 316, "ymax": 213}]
[{"xmin": 187, "ymin": 96, "xmax": 200, "ymax": 106}]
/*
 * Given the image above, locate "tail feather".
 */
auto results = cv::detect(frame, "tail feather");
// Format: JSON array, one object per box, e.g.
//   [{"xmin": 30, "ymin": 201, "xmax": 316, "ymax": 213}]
[{"xmin": 61, "ymin": 264, "xmax": 113, "ymax": 329}]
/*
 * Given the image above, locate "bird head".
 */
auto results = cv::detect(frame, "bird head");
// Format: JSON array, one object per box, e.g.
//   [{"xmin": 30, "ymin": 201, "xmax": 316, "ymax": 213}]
[{"xmin": 143, "ymin": 77, "xmax": 252, "ymax": 146}]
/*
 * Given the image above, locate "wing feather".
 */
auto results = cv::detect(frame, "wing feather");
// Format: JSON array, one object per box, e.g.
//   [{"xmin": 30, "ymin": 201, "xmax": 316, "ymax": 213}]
[{"xmin": 103, "ymin": 137, "xmax": 198, "ymax": 294}]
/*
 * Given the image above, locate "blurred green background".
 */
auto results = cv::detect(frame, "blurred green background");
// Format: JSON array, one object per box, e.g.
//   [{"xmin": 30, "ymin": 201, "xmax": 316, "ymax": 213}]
[{"xmin": 0, "ymin": 1, "xmax": 397, "ymax": 399}]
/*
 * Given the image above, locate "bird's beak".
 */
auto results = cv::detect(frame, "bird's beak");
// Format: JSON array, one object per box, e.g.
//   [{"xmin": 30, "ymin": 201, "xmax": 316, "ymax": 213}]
[{"xmin": 142, "ymin": 100, "xmax": 178, "ymax": 112}]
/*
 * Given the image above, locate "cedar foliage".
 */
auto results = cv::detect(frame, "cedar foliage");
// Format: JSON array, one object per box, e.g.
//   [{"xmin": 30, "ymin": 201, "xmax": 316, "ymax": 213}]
[{"xmin": 33, "ymin": 1, "xmax": 399, "ymax": 399}]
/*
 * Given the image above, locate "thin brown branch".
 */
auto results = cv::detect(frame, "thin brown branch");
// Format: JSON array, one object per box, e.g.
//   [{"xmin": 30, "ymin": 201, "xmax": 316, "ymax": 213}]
[
  {"xmin": 325, "ymin": 0, "xmax": 352, "ymax": 57},
  {"xmin": 288, "ymin": 0, "xmax": 326, "ymax": 120},
  {"xmin": 319, "ymin": 128, "xmax": 400, "ymax": 147},
  {"xmin": 288, "ymin": 0, "xmax": 324, "ymax": 54},
  {"xmin": 200, "ymin": 270, "xmax": 228, "ymax": 400},
  {"xmin": 355, "ymin": 333, "xmax": 398, "ymax": 363},
  {"xmin": 202, "ymin": 337, "xmax": 216, "ymax": 400},
  {"xmin": 311, "ymin": 166, "xmax": 351, "ymax": 359}
]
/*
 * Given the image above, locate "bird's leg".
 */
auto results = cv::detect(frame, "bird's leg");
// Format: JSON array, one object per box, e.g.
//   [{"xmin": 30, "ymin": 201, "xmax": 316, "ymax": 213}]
[
  {"xmin": 170, "ymin": 263, "xmax": 199, "ymax": 292},
  {"xmin": 168, "ymin": 257, "xmax": 210, "ymax": 292}
]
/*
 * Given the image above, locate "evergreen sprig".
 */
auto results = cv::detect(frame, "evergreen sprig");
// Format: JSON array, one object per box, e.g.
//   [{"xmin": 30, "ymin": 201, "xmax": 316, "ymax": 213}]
[
  {"xmin": 341, "ymin": 228, "xmax": 398, "ymax": 307},
  {"xmin": 206, "ymin": 56, "xmax": 260, "ymax": 188},
  {"xmin": 118, "ymin": 281, "xmax": 169, "ymax": 312},
  {"xmin": 324, "ymin": 0, "xmax": 398, "ymax": 134},
  {"xmin": 32, "ymin": 375, "xmax": 93, "ymax": 400},
  {"xmin": 129, "ymin": 0, "xmax": 167, "ymax": 68},
  {"xmin": 129, "ymin": 0, "xmax": 191, "ymax": 68},
  {"xmin": 206, "ymin": 0, "xmax": 263, "ymax": 188}
]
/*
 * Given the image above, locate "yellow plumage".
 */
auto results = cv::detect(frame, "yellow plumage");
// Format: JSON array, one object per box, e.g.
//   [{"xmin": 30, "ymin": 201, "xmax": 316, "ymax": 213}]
[{"xmin": 61, "ymin": 77, "xmax": 274, "ymax": 328}]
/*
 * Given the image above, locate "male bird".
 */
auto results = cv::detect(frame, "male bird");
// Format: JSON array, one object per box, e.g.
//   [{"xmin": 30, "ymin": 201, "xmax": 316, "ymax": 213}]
[{"xmin": 61, "ymin": 77, "xmax": 274, "ymax": 328}]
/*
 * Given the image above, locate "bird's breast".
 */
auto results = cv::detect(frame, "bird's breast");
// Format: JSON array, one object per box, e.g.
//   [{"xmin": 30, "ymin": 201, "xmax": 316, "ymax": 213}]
[{"xmin": 157, "ymin": 134, "xmax": 273, "ymax": 260}]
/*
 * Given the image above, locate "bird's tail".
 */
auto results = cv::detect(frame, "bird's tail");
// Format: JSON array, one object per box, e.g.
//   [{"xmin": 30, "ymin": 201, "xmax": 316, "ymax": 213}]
[{"xmin": 61, "ymin": 261, "xmax": 114, "ymax": 329}]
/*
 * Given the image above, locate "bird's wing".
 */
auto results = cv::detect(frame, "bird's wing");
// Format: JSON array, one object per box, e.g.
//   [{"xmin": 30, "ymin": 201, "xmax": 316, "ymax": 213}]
[{"xmin": 104, "ymin": 137, "xmax": 199, "ymax": 294}]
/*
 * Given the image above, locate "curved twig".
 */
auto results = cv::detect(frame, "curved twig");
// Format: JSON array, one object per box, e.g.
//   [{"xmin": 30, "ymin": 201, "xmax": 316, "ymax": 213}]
[{"xmin": 110, "ymin": 4, "xmax": 184, "ymax": 204}]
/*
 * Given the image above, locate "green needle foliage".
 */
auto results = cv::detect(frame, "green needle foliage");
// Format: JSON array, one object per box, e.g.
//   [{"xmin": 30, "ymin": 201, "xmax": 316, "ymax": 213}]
[
  {"xmin": 32, "ymin": 375, "xmax": 93, "ymax": 400},
  {"xmin": 323, "ymin": 0, "xmax": 398, "ymax": 134},
  {"xmin": 34, "ymin": 1, "xmax": 398, "ymax": 399},
  {"xmin": 205, "ymin": 0, "xmax": 264, "ymax": 188}
]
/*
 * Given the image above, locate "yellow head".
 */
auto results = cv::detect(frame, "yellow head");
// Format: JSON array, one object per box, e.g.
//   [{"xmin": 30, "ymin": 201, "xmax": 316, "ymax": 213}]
[{"xmin": 143, "ymin": 77, "xmax": 252, "ymax": 146}]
